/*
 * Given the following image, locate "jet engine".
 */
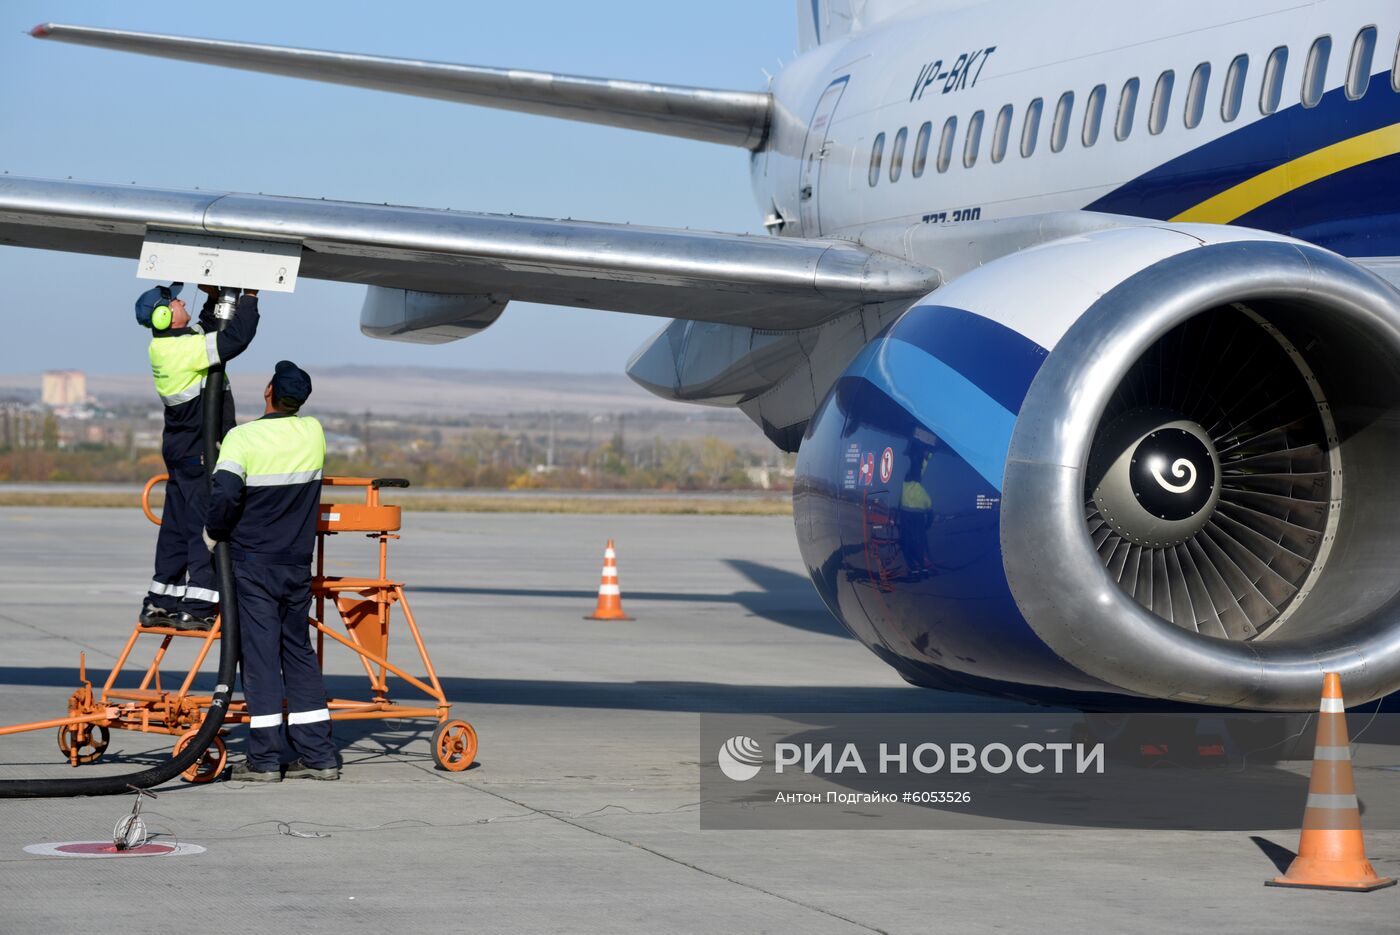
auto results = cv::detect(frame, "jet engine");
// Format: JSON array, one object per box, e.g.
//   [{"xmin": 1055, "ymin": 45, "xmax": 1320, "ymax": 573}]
[{"xmin": 794, "ymin": 224, "xmax": 1400, "ymax": 709}]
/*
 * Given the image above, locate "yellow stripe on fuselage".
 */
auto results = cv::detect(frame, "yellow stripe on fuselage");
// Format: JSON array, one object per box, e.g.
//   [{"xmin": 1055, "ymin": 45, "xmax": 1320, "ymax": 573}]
[{"xmin": 1171, "ymin": 121, "xmax": 1400, "ymax": 224}]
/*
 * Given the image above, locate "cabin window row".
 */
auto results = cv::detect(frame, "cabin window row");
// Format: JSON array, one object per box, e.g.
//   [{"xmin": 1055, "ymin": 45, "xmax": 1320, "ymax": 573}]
[{"xmin": 868, "ymin": 24, "xmax": 1397, "ymax": 186}]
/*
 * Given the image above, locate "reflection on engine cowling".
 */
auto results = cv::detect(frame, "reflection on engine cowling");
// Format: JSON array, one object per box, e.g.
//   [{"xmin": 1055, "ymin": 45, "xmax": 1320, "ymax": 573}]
[{"xmin": 793, "ymin": 302, "xmax": 1105, "ymax": 698}]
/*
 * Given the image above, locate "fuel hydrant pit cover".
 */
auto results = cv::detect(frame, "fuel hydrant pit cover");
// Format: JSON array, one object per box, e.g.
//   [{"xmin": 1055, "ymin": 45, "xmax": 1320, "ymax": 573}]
[{"xmin": 23, "ymin": 840, "xmax": 206, "ymax": 858}]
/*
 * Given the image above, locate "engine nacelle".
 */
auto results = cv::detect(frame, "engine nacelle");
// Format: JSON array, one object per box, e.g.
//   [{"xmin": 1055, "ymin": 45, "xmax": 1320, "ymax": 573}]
[{"xmin": 794, "ymin": 224, "xmax": 1400, "ymax": 709}]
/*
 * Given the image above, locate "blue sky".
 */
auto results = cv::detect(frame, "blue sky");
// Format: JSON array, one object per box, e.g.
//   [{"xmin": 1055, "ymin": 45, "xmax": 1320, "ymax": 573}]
[{"xmin": 0, "ymin": 1, "xmax": 795, "ymax": 374}]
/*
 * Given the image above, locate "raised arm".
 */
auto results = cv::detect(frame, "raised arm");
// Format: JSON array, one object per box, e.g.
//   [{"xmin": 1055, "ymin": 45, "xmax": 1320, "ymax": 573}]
[{"xmin": 213, "ymin": 292, "xmax": 260, "ymax": 364}]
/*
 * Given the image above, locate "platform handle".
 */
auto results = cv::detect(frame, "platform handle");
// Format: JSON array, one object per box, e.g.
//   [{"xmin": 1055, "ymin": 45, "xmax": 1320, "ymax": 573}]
[{"xmin": 141, "ymin": 474, "xmax": 168, "ymax": 526}]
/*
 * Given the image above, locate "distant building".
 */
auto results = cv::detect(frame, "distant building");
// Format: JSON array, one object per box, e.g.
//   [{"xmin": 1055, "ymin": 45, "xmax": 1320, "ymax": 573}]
[
  {"xmin": 325, "ymin": 432, "xmax": 365, "ymax": 457},
  {"xmin": 42, "ymin": 370, "xmax": 87, "ymax": 407}
]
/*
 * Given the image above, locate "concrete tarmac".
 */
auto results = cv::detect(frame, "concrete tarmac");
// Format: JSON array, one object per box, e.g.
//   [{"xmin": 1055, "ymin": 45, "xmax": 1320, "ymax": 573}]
[{"xmin": 0, "ymin": 507, "xmax": 1395, "ymax": 933}]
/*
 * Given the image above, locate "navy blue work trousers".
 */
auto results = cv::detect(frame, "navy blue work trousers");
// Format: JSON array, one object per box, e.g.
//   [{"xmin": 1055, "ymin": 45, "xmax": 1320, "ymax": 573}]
[
  {"xmin": 146, "ymin": 459, "xmax": 219, "ymax": 616},
  {"xmin": 236, "ymin": 561, "xmax": 336, "ymax": 771}
]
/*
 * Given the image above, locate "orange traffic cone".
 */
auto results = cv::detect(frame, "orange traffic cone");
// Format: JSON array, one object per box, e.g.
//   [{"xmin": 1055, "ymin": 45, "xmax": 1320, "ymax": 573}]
[
  {"xmin": 1266, "ymin": 673, "xmax": 1396, "ymax": 891},
  {"xmin": 585, "ymin": 539, "xmax": 634, "ymax": 621}
]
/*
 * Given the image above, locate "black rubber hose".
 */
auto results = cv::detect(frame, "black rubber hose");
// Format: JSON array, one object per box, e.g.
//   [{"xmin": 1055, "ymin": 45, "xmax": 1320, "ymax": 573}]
[{"xmin": 0, "ymin": 305, "xmax": 240, "ymax": 797}]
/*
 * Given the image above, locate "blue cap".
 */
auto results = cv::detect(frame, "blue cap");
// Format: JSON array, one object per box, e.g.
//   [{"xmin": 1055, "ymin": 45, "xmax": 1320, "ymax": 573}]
[
  {"xmin": 271, "ymin": 360, "xmax": 313, "ymax": 406},
  {"xmin": 134, "ymin": 282, "xmax": 185, "ymax": 329}
]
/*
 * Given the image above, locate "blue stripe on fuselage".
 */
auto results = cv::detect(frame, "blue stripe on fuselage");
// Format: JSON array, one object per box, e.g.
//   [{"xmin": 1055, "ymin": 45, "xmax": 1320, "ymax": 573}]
[{"xmin": 1088, "ymin": 72, "xmax": 1400, "ymax": 253}]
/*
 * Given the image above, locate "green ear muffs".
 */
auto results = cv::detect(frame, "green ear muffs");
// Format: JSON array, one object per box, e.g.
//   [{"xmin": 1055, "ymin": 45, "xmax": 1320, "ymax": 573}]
[{"xmin": 151, "ymin": 304, "xmax": 173, "ymax": 330}]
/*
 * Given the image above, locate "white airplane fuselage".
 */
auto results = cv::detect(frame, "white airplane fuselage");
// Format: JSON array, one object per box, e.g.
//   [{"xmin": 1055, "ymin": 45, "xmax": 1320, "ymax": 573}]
[{"xmin": 758, "ymin": 0, "xmax": 1399, "ymax": 269}]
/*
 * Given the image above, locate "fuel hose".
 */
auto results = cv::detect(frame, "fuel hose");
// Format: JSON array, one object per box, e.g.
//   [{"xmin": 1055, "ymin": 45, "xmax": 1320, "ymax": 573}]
[{"xmin": 0, "ymin": 293, "xmax": 241, "ymax": 797}]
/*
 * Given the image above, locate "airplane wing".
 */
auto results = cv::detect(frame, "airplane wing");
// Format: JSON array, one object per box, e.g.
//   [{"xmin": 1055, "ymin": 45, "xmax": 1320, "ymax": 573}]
[
  {"xmin": 29, "ymin": 23, "xmax": 771, "ymax": 149},
  {"xmin": 0, "ymin": 175, "xmax": 939, "ymax": 338}
]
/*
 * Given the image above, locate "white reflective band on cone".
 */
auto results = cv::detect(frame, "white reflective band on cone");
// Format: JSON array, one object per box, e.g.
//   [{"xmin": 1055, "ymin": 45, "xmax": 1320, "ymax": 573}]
[
  {"xmin": 601, "ymin": 569, "xmax": 618, "ymax": 579},
  {"xmin": 287, "ymin": 708, "xmax": 331, "ymax": 725},
  {"xmin": 598, "ymin": 584, "xmax": 621, "ymax": 596},
  {"xmin": 1320, "ymin": 698, "xmax": 1346, "ymax": 713},
  {"xmin": 1313, "ymin": 745, "xmax": 1352, "ymax": 761},
  {"xmin": 1306, "ymin": 793, "xmax": 1359, "ymax": 810},
  {"xmin": 604, "ymin": 550, "xmax": 616, "ymax": 559},
  {"xmin": 249, "ymin": 713, "xmax": 282, "ymax": 729}
]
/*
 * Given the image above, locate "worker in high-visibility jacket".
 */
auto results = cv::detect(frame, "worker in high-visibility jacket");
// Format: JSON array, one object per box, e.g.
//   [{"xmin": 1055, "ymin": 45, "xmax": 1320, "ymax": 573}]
[
  {"xmin": 136, "ymin": 282, "xmax": 259, "ymax": 631},
  {"xmin": 206, "ymin": 360, "xmax": 338, "ymax": 782}
]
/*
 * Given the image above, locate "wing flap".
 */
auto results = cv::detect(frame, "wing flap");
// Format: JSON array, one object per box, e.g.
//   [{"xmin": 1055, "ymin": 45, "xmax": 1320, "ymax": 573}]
[{"xmin": 0, "ymin": 175, "xmax": 939, "ymax": 329}]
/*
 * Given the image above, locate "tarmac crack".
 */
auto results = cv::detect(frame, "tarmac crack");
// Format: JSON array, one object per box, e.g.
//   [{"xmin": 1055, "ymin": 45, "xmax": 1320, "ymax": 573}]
[
  {"xmin": 409, "ymin": 761, "xmax": 889, "ymax": 934},
  {"xmin": 0, "ymin": 608, "xmax": 116, "ymax": 660}
]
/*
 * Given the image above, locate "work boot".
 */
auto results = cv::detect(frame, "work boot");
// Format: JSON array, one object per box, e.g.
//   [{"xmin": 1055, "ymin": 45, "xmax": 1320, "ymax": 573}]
[
  {"xmin": 230, "ymin": 760, "xmax": 281, "ymax": 783},
  {"xmin": 284, "ymin": 759, "xmax": 340, "ymax": 781},
  {"xmin": 138, "ymin": 602, "xmax": 171, "ymax": 628},
  {"xmin": 172, "ymin": 611, "xmax": 216, "ymax": 632}
]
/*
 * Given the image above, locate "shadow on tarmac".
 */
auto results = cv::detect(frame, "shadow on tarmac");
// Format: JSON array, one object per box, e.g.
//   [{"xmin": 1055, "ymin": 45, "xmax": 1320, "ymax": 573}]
[
  {"xmin": 1250, "ymin": 835, "xmax": 1297, "ymax": 873},
  {"xmin": 0, "ymin": 666, "xmax": 1019, "ymax": 714},
  {"xmin": 415, "ymin": 559, "xmax": 851, "ymax": 639}
]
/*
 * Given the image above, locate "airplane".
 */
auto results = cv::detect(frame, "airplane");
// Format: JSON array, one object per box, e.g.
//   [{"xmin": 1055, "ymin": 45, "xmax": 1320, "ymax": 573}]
[{"xmin": 3, "ymin": 0, "xmax": 1400, "ymax": 711}]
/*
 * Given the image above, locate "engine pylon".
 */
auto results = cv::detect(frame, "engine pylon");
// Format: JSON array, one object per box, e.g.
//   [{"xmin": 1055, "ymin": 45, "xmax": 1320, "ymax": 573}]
[
  {"xmin": 585, "ymin": 539, "xmax": 634, "ymax": 621},
  {"xmin": 1267, "ymin": 673, "xmax": 1396, "ymax": 892}
]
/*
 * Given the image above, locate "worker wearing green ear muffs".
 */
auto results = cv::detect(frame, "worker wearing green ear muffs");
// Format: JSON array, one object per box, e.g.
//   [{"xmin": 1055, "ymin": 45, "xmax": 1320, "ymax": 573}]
[{"xmin": 134, "ymin": 282, "xmax": 260, "ymax": 631}]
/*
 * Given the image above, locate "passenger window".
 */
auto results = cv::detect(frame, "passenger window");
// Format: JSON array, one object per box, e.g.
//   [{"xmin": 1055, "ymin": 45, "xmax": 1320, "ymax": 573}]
[
  {"xmin": 868, "ymin": 132, "xmax": 885, "ymax": 187},
  {"xmin": 1082, "ymin": 84, "xmax": 1106, "ymax": 146},
  {"xmin": 1116, "ymin": 77, "xmax": 1140, "ymax": 140},
  {"xmin": 1302, "ymin": 36, "xmax": 1331, "ymax": 108},
  {"xmin": 937, "ymin": 116, "xmax": 957, "ymax": 172},
  {"xmin": 1050, "ymin": 91, "xmax": 1074, "ymax": 152},
  {"xmin": 1021, "ymin": 97, "xmax": 1043, "ymax": 157},
  {"xmin": 889, "ymin": 126, "xmax": 908, "ymax": 182},
  {"xmin": 1148, "ymin": 70, "xmax": 1174, "ymax": 134},
  {"xmin": 1346, "ymin": 27, "xmax": 1376, "ymax": 100},
  {"xmin": 911, "ymin": 121, "xmax": 932, "ymax": 177},
  {"xmin": 1222, "ymin": 54, "xmax": 1248, "ymax": 121},
  {"xmin": 964, "ymin": 110, "xmax": 984, "ymax": 168},
  {"xmin": 1394, "ymin": 32, "xmax": 1400, "ymax": 92},
  {"xmin": 1184, "ymin": 63, "xmax": 1211, "ymax": 128},
  {"xmin": 1260, "ymin": 46, "xmax": 1288, "ymax": 114},
  {"xmin": 991, "ymin": 104, "xmax": 1013, "ymax": 163}
]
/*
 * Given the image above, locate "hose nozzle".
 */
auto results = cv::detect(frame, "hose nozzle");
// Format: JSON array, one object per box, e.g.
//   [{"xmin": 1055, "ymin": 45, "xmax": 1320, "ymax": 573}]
[{"xmin": 213, "ymin": 287, "xmax": 239, "ymax": 321}]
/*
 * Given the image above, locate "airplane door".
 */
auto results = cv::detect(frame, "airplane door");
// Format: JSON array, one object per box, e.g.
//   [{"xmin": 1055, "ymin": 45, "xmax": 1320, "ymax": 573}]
[{"xmin": 798, "ymin": 77, "xmax": 849, "ymax": 237}]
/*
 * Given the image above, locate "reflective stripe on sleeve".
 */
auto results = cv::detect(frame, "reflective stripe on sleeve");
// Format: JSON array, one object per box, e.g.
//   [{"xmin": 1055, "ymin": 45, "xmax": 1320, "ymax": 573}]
[
  {"xmin": 160, "ymin": 384, "xmax": 202, "ymax": 407},
  {"xmin": 214, "ymin": 460, "xmax": 246, "ymax": 480},
  {"xmin": 287, "ymin": 708, "xmax": 331, "ymax": 725},
  {"xmin": 205, "ymin": 331, "xmax": 221, "ymax": 366},
  {"xmin": 245, "ymin": 469, "xmax": 324, "ymax": 487},
  {"xmin": 249, "ymin": 713, "xmax": 283, "ymax": 729},
  {"xmin": 184, "ymin": 586, "xmax": 219, "ymax": 604}
]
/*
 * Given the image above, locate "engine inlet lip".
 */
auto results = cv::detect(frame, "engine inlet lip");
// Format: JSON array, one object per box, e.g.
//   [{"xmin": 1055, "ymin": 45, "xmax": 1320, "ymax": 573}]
[{"xmin": 1002, "ymin": 238, "xmax": 1400, "ymax": 709}]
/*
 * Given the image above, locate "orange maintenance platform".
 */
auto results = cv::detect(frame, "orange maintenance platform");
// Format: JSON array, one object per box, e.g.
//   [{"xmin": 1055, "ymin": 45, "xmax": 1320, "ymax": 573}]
[{"xmin": 0, "ymin": 475, "xmax": 477, "ymax": 780}]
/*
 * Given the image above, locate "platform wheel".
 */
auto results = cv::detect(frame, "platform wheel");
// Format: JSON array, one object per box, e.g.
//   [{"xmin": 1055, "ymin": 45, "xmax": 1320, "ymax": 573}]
[
  {"xmin": 173, "ymin": 730, "xmax": 227, "ymax": 783},
  {"xmin": 57, "ymin": 724, "xmax": 109, "ymax": 766},
  {"xmin": 432, "ymin": 719, "xmax": 477, "ymax": 772}
]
